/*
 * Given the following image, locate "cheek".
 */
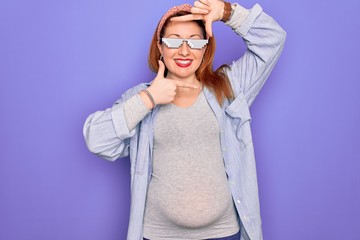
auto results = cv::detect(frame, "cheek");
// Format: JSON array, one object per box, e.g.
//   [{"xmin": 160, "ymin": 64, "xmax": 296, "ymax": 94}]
[
  {"xmin": 195, "ymin": 50, "xmax": 206, "ymax": 62},
  {"xmin": 163, "ymin": 50, "xmax": 177, "ymax": 68},
  {"xmin": 162, "ymin": 48, "xmax": 175, "ymax": 59}
]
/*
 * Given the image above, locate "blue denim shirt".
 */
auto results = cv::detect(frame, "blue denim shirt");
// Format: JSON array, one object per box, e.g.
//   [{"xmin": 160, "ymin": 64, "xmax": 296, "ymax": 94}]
[{"xmin": 83, "ymin": 4, "xmax": 286, "ymax": 240}]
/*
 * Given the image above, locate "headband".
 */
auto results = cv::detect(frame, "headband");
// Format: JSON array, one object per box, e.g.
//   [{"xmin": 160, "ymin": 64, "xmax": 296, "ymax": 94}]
[{"xmin": 156, "ymin": 4, "xmax": 193, "ymax": 41}]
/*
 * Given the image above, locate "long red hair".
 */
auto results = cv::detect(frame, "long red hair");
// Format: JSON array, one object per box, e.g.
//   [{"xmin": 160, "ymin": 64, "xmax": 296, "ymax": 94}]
[{"xmin": 148, "ymin": 12, "xmax": 233, "ymax": 105}]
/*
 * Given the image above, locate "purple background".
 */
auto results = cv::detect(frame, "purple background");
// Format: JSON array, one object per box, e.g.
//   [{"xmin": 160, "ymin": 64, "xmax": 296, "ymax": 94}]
[{"xmin": 1, "ymin": 0, "xmax": 359, "ymax": 239}]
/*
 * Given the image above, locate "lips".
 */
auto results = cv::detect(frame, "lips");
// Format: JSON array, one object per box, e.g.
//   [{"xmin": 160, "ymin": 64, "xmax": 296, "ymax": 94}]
[{"xmin": 174, "ymin": 59, "xmax": 193, "ymax": 68}]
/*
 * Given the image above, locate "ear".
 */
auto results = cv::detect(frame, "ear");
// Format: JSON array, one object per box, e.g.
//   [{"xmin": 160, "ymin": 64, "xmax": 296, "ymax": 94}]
[
  {"xmin": 157, "ymin": 42, "xmax": 163, "ymax": 56},
  {"xmin": 202, "ymin": 44, "xmax": 207, "ymax": 55}
]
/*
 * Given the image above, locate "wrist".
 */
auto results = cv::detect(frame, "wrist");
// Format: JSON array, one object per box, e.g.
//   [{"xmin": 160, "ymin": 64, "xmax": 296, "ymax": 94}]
[
  {"xmin": 139, "ymin": 89, "xmax": 156, "ymax": 110},
  {"xmin": 221, "ymin": 1, "xmax": 232, "ymax": 22}
]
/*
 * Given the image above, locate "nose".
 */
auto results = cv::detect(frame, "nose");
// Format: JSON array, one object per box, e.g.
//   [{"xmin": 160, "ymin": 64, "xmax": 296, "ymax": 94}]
[{"xmin": 178, "ymin": 40, "xmax": 190, "ymax": 56}]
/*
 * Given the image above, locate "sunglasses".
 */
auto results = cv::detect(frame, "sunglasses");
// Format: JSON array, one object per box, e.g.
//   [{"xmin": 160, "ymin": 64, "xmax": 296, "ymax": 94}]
[{"xmin": 162, "ymin": 38, "xmax": 208, "ymax": 50}]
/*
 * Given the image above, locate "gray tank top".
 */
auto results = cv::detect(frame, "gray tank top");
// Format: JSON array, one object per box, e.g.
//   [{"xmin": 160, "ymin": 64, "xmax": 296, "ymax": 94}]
[{"xmin": 143, "ymin": 91, "xmax": 239, "ymax": 240}]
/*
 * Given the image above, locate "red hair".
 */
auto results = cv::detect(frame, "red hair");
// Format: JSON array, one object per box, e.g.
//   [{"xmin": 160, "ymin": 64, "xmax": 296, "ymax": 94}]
[{"xmin": 148, "ymin": 13, "xmax": 234, "ymax": 105}]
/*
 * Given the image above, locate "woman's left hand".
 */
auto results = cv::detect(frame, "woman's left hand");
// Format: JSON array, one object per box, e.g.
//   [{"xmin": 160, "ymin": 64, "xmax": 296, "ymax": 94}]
[{"xmin": 171, "ymin": 0, "xmax": 226, "ymax": 37}]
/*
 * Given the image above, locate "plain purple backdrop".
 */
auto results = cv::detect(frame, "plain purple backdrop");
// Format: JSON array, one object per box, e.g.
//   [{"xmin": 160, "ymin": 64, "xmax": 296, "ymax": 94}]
[{"xmin": 1, "ymin": 0, "xmax": 359, "ymax": 239}]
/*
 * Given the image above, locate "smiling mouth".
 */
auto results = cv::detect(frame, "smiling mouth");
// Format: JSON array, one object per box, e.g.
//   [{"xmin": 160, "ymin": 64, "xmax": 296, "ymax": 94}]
[{"xmin": 174, "ymin": 59, "xmax": 193, "ymax": 68}]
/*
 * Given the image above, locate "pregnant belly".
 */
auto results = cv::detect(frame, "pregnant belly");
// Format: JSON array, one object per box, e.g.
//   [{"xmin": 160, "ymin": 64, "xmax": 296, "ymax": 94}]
[{"xmin": 146, "ymin": 177, "xmax": 232, "ymax": 228}]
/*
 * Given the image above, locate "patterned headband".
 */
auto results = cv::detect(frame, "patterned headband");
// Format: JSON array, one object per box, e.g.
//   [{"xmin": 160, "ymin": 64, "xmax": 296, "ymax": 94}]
[{"xmin": 156, "ymin": 4, "xmax": 193, "ymax": 41}]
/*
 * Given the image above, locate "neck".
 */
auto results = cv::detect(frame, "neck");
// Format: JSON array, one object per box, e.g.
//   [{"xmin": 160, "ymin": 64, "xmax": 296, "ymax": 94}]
[
  {"xmin": 167, "ymin": 73, "xmax": 202, "ymax": 99},
  {"xmin": 167, "ymin": 73, "xmax": 198, "ymax": 84}
]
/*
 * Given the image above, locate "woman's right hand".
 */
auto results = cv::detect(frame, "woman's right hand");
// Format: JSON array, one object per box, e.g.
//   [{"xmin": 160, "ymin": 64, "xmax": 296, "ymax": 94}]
[
  {"xmin": 171, "ymin": 0, "xmax": 226, "ymax": 37},
  {"xmin": 140, "ymin": 61, "xmax": 198, "ymax": 109}
]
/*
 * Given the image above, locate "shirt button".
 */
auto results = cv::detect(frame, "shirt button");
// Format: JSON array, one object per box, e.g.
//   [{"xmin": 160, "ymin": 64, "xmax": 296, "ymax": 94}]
[
  {"xmin": 236, "ymin": 199, "xmax": 241, "ymax": 204},
  {"xmin": 222, "ymin": 147, "xmax": 226, "ymax": 152}
]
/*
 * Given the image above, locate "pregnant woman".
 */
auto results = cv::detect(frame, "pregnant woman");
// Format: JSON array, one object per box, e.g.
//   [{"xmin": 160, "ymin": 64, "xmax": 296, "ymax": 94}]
[{"xmin": 83, "ymin": 0, "xmax": 286, "ymax": 239}]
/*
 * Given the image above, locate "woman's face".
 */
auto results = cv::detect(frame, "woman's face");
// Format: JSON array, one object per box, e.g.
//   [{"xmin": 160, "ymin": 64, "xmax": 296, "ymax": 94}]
[{"xmin": 158, "ymin": 21, "xmax": 206, "ymax": 81}]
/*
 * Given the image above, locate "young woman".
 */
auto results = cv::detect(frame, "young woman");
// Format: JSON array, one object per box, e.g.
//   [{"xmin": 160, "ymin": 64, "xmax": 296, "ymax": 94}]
[{"xmin": 83, "ymin": 0, "xmax": 286, "ymax": 239}]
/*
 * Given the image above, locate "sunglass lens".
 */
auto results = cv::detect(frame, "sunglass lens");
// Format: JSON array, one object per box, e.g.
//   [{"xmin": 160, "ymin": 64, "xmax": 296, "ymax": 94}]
[
  {"xmin": 162, "ymin": 38, "xmax": 183, "ymax": 48},
  {"xmin": 187, "ymin": 39, "xmax": 208, "ymax": 49}
]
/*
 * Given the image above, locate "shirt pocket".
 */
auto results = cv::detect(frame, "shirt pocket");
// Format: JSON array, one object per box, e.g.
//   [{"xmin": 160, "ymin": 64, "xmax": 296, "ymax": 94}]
[{"xmin": 225, "ymin": 94, "xmax": 253, "ymax": 149}]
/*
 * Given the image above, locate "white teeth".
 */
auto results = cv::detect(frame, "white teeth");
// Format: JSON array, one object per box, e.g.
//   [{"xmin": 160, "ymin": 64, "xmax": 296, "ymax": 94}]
[{"xmin": 175, "ymin": 59, "xmax": 191, "ymax": 64}]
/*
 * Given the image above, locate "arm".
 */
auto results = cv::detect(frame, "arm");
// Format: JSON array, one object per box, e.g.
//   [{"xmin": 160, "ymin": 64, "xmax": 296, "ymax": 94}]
[
  {"xmin": 83, "ymin": 84, "xmax": 148, "ymax": 161},
  {"xmin": 171, "ymin": 1, "xmax": 286, "ymax": 107},
  {"xmin": 83, "ymin": 60, "xmax": 199, "ymax": 161},
  {"xmin": 225, "ymin": 3, "xmax": 287, "ymax": 106}
]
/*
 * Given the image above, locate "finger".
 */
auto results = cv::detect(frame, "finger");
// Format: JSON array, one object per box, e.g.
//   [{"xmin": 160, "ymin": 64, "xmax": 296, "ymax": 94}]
[
  {"xmin": 173, "ymin": 80, "xmax": 198, "ymax": 89},
  {"xmin": 198, "ymin": 0, "xmax": 210, "ymax": 6},
  {"xmin": 157, "ymin": 60, "xmax": 165, "ymax": 78},
  {"xmin": 194, "ymin": 1, "xmax": 211, "ymax": 11},
  {"xmin": 171, "ymin": 14, "xmax": 204, "ymax": 22},
  {"xmin": 205, "ymin": 20, "xmax": 213, "ymax": 37},
  {"xmin": 191, "ymin": 7, "xmax": 210, "ymax": 15}
]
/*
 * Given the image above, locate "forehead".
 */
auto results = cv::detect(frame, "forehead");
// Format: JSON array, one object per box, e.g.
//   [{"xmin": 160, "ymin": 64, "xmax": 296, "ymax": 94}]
[{"xmin": 163, "ymin": 21, "xmax": 203, "ymax": 38}]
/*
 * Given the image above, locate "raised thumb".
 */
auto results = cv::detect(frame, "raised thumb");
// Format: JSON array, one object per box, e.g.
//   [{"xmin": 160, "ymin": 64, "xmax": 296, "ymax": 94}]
[{"xmin": 157, "ymin": 60, "xmax": 166, "ymax": 78}]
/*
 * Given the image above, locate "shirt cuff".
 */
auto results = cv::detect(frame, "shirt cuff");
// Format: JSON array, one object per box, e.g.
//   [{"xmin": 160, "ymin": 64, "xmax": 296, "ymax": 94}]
[
  {"xmin": 225, "ymin": 3, "xmax": 250, "ymax": 30},
  {"xmin": 225, "ymin": 3, "xmax": 263, "ymax": 37}
]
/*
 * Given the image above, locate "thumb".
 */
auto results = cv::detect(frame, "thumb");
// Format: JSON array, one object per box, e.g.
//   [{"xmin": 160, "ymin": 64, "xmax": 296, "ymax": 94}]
[{"xmin": 157, "ymin": 60, "xmax": 166, "ymax": 78}]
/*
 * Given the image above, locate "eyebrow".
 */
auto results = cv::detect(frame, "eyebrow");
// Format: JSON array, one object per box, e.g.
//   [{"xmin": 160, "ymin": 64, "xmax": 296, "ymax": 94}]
[{"xmin": 166, "ymin": 34, "xmax": 203, "ymax": 38}]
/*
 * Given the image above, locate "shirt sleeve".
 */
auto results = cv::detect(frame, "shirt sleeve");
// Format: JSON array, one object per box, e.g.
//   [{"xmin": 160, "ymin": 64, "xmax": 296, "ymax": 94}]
[
  {"xmin": 124, "ymin": 94, "xmax": 151, "ymax": 131},
  {"xmin": 83, "ymin": 84, "xmax": 147, "ymax": 161},
  {"xmin": 224, "ymin": 3, "xmax": 287, "ymax": 107},
  {"xmin": 225, "ymin": 3, "xmax": 249, "ymax": 29}
]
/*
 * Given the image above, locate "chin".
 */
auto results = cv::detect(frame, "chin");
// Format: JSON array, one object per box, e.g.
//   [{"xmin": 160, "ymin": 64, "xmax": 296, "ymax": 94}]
[
  {"xmin": 168, "ymin": 66, "xmax": 198, "ymax": 80},
  {"xmin": 174, "ymin": 72, "xmax": 196, "ymax": 80}
]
